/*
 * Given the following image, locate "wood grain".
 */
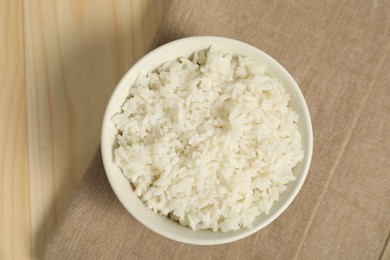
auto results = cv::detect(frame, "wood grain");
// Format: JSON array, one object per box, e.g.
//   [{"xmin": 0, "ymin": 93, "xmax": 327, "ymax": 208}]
[
  {"xmin": 1, "ymin": 0, "xmax": 170, "ymax": 259},
  {"xmin": 0, "ymin": 0, "xmax": 31, "ymax": 259}
]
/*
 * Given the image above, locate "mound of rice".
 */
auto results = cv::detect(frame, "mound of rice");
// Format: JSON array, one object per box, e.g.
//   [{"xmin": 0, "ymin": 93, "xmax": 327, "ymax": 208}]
[{"xmin": 113, "ymin": 47, "xmax": 303, "ymax": 232}]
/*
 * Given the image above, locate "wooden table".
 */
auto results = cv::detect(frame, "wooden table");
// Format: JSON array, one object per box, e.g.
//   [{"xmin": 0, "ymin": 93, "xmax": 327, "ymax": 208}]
[{"xmin": 0, "ymin": 1, "xmax": 170, "ymax": 258}]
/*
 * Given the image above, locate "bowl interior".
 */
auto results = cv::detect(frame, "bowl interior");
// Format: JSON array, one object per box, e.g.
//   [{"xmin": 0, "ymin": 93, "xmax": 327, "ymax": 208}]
[{"xmin": 101, "ymin": 36, "xmax": 313, "ymax": 245}]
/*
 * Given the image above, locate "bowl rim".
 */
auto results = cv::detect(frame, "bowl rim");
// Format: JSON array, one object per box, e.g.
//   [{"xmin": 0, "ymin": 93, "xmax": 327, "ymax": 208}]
[{"xmin": 101, "ymin": 36, "xmax": 313, "ymax": 245}]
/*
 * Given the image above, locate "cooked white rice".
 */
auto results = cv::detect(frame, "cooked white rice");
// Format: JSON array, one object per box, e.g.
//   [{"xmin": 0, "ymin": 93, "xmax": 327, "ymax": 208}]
[{"xmin": 113, "ymin": 47, "xmax": 303, "ymax": 232}]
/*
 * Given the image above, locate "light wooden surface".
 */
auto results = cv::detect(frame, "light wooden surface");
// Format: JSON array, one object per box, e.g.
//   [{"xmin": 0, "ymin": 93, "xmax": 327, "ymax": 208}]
[
  {"xmin": 0, "ymin": 0, "xmax": 31, "ymax": 259},
  {"xmin": 0, "ymin": 0, "xmax": 170, "ymax": 259}
]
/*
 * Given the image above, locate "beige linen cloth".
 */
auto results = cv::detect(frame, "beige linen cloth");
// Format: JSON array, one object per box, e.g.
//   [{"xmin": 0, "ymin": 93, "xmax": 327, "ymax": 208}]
[{"xmin": 45, "ymin": 0, "xmax": 390, "ymax": 259}]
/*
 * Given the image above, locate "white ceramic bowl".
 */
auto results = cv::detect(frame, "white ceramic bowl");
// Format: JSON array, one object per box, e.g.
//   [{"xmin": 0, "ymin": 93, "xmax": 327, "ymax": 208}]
[{"xmin": 101, "ymin": 36, "xmax": 313, "ymax": 245}]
